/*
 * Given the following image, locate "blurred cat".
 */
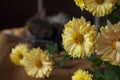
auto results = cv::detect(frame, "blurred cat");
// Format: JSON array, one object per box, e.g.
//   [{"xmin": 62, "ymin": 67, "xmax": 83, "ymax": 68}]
[{"xmin": 25, "ymin": 11, "xmax": 69, "ymax": 50}]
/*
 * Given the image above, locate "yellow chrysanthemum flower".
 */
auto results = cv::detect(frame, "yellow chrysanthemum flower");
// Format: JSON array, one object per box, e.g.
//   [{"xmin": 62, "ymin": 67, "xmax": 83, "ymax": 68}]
[
  {"xmin": 95, "ymin": 22, "xmax": 120, "ymax": 66},
  {"xmin": 101, "ymin": 21, "xmax": 120, "ymax": 32},
  {"xmin": 22, "ymin": 48, "xmax": 53, "ymax": 79},
  {"xmin": 10, "ymin": 43, "xmax": 29, "ymax": 65},
  {"xmin": 72, "ymin": 69, "xmax": 93, "ymax": 80},
  {"xmin": 74, "ymin": 0, "xmax": 85, "ymax": 11},
  {"xmin": 84, "ymin": 0, "xmax": 116, "ymax": 17},
  {"xmin": 62, "ymin": 16, "xmax": 96, "ymax": 58}
]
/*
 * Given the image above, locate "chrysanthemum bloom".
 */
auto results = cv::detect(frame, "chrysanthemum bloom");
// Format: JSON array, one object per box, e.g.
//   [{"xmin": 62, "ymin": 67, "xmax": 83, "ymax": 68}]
[
  {"xmin": 95, "ymin": 22, "xmax": 120, "ymax": 66},
  {"xmin": 10, "ymin": 43, "xmax": 29, "ymax": 65},
  {"xmin": 62, "ymin": 16, "xmax": 96, "ymax": 58},
  {"xmin": 84, "ymin": 0, "xmax": 116, "ymax": 17},
  {"xmin": 72, "ymin": 69, "xmax": 93, "ymax": 80},
  {"xmin": 23, "ymin": 48, "xmax": 53, "ymax": 79},
  {"xmin": 74, "ymin": 0, "xmax": 85, "ymax": 11},
  {"xmin": 101, "ymin": 21, "xmax": 120, "ymax": 32}
]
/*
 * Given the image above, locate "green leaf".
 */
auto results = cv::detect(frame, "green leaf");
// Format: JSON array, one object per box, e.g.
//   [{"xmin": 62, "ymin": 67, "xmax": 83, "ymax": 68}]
[
  {"xmin": 104, "ymin": 62, "xmax": 120, "ymax": 79},
  {"xmin": 93, "ymin": 70, "xmax": 104, "ymax": 79},
  {"xmin": 107, "ymin": 6, "xmax": 120, "ymax": 24},
  {"xmin": 46, "ymin": 43, "xmax": 58, "ymax": 56},
  {"xmin": 92, "ymin": 59, "xmax": 102, "ymax": 68},
  {"xmin": 85, "ymin": 54, "xmax": 102, "ymax": 68},
  {"xmin": 104, "ymin": 70, "xmax": 119, "ymax": 80},
  {"xmin": 85, "ymin": 54, "xmax": 96, "ymax": 61}
]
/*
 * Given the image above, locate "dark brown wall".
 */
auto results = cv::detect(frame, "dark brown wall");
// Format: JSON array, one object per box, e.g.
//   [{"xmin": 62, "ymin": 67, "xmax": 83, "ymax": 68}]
[
  {"xmin": 0, "ymin": 0, "xmax": 93, "ymax": 30},
  {"xmin": 43, "ymin": 0, "xmax": 93, "ymax": 21},
  {"xmin": 0, "ymin": 0, "xmax": 37, "ymax": 30}
]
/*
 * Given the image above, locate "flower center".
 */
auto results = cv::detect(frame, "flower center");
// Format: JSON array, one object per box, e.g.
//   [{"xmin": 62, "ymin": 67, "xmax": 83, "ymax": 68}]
[
  {"xmin": 18, "ymin": 54, "xmax": 23, "ymax": 59},
  {"xmin": 112, "ymin": 41, "xmax": 116, "ymax": 49},
  {"xmin": 95, "ymin": 0, "xmax": 104, "ymax": 4},
  {"xmin": 112, "ymin": 41, "xmax": 120, "ymax": 50},
  {"xmin": 34, "ymin": 60, "xmax": 42, "ymax": 68},
  {"xmin": 72, "ymin": 33, "xmax": 84, "ymax": 44}
]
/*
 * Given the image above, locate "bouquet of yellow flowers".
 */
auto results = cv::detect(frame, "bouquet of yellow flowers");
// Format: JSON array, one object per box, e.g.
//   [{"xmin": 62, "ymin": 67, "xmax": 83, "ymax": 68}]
[{"xmin": 9, "ymin": 0, "xmax": 120, "ymax": 80}]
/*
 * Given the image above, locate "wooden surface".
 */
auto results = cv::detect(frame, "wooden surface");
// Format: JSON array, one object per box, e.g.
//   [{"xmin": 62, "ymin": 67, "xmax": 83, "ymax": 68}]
[{"xmin": 0, "ymin": 28, "xmax": 92, "ymax": 80}]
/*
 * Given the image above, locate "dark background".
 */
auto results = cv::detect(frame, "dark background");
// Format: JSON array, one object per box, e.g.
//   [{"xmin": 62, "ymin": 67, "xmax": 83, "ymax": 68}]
[{"xmin": 0, "ymin": 0, "xmax": 93, "ymax": 30}]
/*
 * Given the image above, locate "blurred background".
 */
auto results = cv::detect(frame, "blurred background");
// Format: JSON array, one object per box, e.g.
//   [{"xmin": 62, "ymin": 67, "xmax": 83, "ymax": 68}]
[{"xmin": 0, "ymin": 0, "xmax": 93, "ymax": 30}]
